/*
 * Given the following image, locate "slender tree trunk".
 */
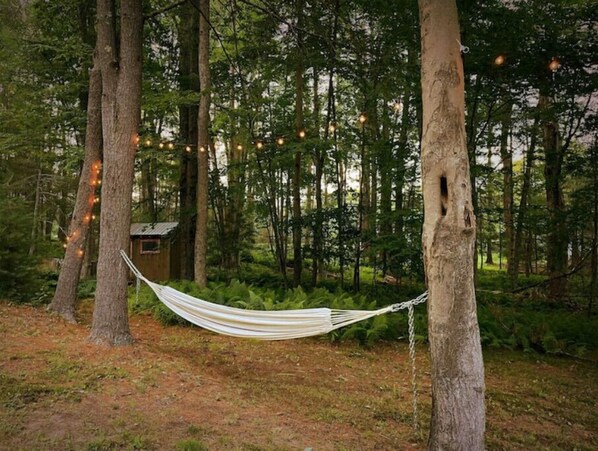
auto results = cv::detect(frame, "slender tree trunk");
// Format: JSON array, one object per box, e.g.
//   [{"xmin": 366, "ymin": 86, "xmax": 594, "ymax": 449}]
[
  {"xmin": 500, "ymin": 101, "xmax": 515, "ymax": 285},
  {"xmin": 512, "ymin": 116, "xmax": 539, "ymax": 286},
  {"xmin": 590, "ymin": 140, "xmax": 597, "ymax": 316},
  {"xmin": 353, "ymin": 121, "xmax": 366, "ymax": 291},
  {"xmin": 90, "ymin": 0, "xmax": 143, "ymax": 345},
  {"xmin": 419, "ymin": 0, "xmax": 485, "ymax": 447},
  {"xmin": 394, "ymin": 90, "xmax": 412, "ymax": 276},
  {"xmin": 380, "ymin": 97, "xmax": 393, "ymax": 275},
  {"xmin": 140, "ymin": 155, "xmax": 157, "ymax": 221},
  {"xmin": 194, "ymin": 0, "xmax": 210, "ymax": 287},
  {"xmin": 29, "ymin": 169, "xmax": 42, "ymax": 256},
  {"xmin": 291, "ymin": 0, "xmax": 305, "ymax": 287},
  {"xmin": 311, "ymin": 67, "xmax": 323, "ymax": 285},
  {"xmin": 178, "ymin": 1, "xmax": 199, "ymax": 280},
  {"xmin": 49, "ymin": 62, "xmax": 103, "ymax": 322},
  {"xmin": 540, "ymin": 94, "xmax": 567, "ymax": 299}
]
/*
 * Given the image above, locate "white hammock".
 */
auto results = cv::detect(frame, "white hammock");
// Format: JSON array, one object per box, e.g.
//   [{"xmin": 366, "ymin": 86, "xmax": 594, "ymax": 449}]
[
  {"xmin": 120, "ymin": 250, "xmax": 427, "ymax": 428},
  {"xmin": 120, "ymin": 251, "xmax": 428, "ymax": 341}
]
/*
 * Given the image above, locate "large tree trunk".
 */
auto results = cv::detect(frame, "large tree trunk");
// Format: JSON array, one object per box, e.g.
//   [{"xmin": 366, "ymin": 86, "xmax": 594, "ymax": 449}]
[
  {"xmin": 49, "ymin": 61, "xmax": 103, "ymax": 322},
  {"xmin": 178, "ymin": 2, "xmax": 199, "ymax": 280},
  {"xmin": 419, "ymin": 0, "xmax": 485, "ymax": 448},
  {"xmin": 540, "ymin": 94, "xmax": 568, "ymax": 299},
  {"xmin": 194, "ymin": 0, "xmax": 210, "ymax": 288},
  {"xmin": 90, "ymin": 0, "xmax": 143, "ymax": 345}
]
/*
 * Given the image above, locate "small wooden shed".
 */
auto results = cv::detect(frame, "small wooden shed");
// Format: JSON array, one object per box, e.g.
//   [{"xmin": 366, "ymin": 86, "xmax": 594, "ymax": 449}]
[{"xmin": 130, "ymin": 222, "xmax": 180, "ymax": 281}]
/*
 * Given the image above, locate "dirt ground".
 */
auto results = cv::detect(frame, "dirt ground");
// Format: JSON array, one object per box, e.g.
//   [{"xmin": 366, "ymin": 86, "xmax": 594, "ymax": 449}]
[{"xmin": 0, "ymin": 301, "xmax": 596, "ymax": 450}]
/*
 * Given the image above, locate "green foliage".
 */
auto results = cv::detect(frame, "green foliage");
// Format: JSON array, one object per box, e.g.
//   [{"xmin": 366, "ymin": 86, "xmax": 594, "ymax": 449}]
[
  {"xmin": 77, "ymin": 279, "xmax": 97, "ymax": 299},
  {"xmin": 127, "ymin": 264, "xmax": 597, "ymax": 353},
  {"xmin": 477, "ymin": 291, "xmax": 598, "ymax": 355},
  {"xmin": 128, "ymin": 276, "xmax": 426, "ymax": 346},
  {"xmin": 0, "ymin": 189, "xmax": 42, "ymax": 301}
]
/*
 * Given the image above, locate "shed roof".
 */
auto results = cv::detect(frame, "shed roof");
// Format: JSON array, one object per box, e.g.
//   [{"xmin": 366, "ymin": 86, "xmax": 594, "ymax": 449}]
[{"xmin": 130, "ymin": 222, "xmax": 178, "ymax": 237}]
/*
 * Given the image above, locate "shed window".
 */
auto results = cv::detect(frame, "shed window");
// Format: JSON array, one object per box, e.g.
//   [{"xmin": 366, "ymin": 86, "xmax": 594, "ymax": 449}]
[{"xmin": 140, "ymin": 238, "xmax": 160, "ymax": 254}]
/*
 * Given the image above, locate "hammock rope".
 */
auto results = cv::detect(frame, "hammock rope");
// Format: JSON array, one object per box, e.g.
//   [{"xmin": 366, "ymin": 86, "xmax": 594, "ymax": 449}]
[{"xmin": 120, "ymin": 250, "xmax": 427, "ymax": 426}]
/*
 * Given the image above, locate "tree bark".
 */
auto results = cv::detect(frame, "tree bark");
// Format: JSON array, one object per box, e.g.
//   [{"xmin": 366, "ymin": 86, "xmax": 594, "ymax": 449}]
[
  {"xmin": 291, "ymin": 0, "xmax": 305, "ymax": 287},
  {"xmin": 512, "ymin": 116, "xmax": 539, "ymax": 286},
  {"xmin": 194, "ymin": 0, "xmax": 210, "ymax": 288},
  {"xmin": 419, "ymin": 0, "xmax": 485, "ymax": 448},
  {"xmin": 90, "ymin": 0, "xmax": 143, "ymax": 345},
  {"xmin": 499, "ymin": 101, "xmax": 515, "ymax": 285},
  {"xmin": 178, "ymin": 1, "xmax": 199, "ymax": 280},
  {"xmin": 589, "ymin": 140, "xmax": 597, "ymax": 316},
  {"xmin": 49, "ymin": 60, "xmax": 103, "ymax": 322},
  {"xmin": 311, "ymin": 67, "xmax": 323, "ymax": 285},
  {"xmin": 540, "ymin": 94, "xmax": 568, "ymax": 299}
]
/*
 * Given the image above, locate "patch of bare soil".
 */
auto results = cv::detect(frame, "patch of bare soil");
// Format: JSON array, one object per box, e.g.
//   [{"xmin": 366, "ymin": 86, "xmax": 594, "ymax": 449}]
[{"xmin": 0, "ymin": 301, "xmax": 596, "ymax": 450}]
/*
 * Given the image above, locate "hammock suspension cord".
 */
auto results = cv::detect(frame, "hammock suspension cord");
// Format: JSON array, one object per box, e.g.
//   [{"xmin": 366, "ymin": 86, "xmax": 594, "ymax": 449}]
[{"xmin": 120, "ymin": 250, "xmax": 426, "ymax": 427}]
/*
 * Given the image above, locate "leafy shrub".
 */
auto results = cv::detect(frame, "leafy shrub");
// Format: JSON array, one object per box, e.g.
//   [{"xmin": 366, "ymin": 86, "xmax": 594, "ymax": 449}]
[
  {"xmin": 0, "ymin": 190, "xmax": 43, "ymax": 302},
  {"xmin": 77, "ymin": 279, "xmax": 96, "ymax": 299}
]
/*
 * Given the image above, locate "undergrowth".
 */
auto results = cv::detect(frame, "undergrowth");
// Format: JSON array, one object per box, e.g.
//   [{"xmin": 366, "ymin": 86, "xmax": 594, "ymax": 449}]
[
  {"xmin": 126, "ymin": 273, "xmax": 597, "ymax": 354},
  {"xmin": 128, "ymin": 280, "xmax": 427, "ymax": 347}
]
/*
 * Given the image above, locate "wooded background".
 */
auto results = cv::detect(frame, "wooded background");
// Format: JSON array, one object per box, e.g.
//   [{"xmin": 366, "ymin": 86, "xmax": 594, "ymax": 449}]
[{"xmin": 0, "ymin": 0, "xmax": 596, "ymax": 312}]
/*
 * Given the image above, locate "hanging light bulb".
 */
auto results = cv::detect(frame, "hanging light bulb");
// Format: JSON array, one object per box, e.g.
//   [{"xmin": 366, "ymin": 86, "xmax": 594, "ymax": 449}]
[
  {"xmin": 94, "ymin": 197, "xmax": 100, "ymax": 203},
  {"xmin": 159, "ymin": 142, "xmax": 164, "ymax": 149},
  {"xmin": 145, "ymin": 139, "xmax": 152, "ymax": 146},
  {"xmin": 97, "ymin": 179, "xmax": 101, "ymax": 185},
  {"xmin": 134, "ymin": 135, "xmax": 140, "ymax": 145},
  {"xmin": 494, "ymin": 54, "xmax": 506, "ymax": 66},
  {"xmin": 393, "ymin": 102, "xmax": 402, "ymax": 113},
  {"xmin": 548, "ymin": 57, "xmax": 561, "ymax": 72},
  {"xmin": 199, "ymin": 146, "xmax": 206, "ymax": 153},
  {"xmin": 298, "ymin": 130, "xmax": 306, "ymax": 139},
  {"xmin": 256, "ymin": 141, "xmax": 264, "ymax": 150},
  {"xmin": 277, "ymin": 137, "xmax": 285, "ymax": 146},
  {"xmin": 92, "ymin": 215, "xmax": 96, "ymax": 220},
  {"xmin": 328, "ymin": 123, "xmax": 336, "ymax": 133},
  {"xmin": 358, "ymin": 113, "xmax": 367, "ymax": 124},
  {"xmin": 185, "ymin": 145, "xmax": 191, "ymax": 152},
  {"xmin": 168, "ymin": 143, "xmax": 174, "ymax": 150},
  {"xmin": 63, "ymin": 243, "xmax": 68, "ymax": 249},
  {"xmin": 237, "ymin": 144, "xmax": 243, "ymax": 151},
  {"xmin": 77, "ymin": 249, "xmax": 84, "ymax": 257}
]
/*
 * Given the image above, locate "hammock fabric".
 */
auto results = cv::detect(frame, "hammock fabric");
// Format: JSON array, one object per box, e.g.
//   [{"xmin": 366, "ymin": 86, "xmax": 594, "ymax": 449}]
[{"xmin": 121, "ymin": 251, "xmax": 427, "ymax": 341}]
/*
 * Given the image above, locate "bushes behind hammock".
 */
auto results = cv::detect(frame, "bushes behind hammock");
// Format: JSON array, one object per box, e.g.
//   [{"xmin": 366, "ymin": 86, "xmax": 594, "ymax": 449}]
[{"xmin": 127, "ymin": 279, "xmax": 598, "ymax": 354}]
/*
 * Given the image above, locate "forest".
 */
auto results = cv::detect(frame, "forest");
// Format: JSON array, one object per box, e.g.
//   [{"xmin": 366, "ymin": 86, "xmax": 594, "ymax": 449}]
[{"xmin": 0, "ymin": 0, "xmax": 597, "ymax": 449}]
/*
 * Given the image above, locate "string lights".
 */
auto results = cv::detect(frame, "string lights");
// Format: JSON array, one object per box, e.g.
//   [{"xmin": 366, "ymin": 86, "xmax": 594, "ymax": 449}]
[
  {"xmin": 548, "ymin": 57, "xmax": 561, "ymax": 72},
  {"xmin": 62, "ymin": 160, "xmax": 102, "ymax": 257},
  {"xmin": 494, "ymin": 54, "xmax": 506, "ymax": 66}
]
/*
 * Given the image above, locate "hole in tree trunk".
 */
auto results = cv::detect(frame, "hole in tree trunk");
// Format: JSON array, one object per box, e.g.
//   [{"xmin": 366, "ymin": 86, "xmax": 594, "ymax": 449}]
[{"xmin": 440, "ymin": 176, "xmax": 448, "ymax": 216}]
